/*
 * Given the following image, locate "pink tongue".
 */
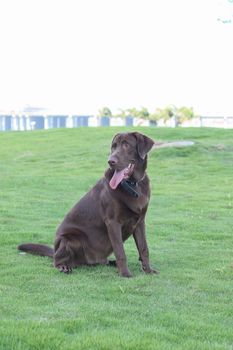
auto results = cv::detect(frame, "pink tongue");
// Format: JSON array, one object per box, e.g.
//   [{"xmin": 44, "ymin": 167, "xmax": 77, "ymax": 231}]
[{"xmin": 109, "ymin": 168, "xmax": 127, "ymax": 190}]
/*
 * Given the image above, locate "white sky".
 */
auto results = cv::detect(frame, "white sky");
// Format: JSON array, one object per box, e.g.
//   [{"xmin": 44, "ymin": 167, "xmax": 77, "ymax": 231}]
[{"xmin": 0, "ymin": 0, "xmax": 233, "ymax": 116}]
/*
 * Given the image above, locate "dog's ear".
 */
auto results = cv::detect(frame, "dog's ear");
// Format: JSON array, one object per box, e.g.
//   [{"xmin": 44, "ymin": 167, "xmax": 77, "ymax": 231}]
[{"xmin": 133, "ymin": 132, "xmax": 155, "ymax": 160}]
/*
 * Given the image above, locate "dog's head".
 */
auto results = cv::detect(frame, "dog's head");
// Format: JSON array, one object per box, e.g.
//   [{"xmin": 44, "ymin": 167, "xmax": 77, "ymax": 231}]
[{"xmin": 108, "ymin": 132, "xmax": 154, "ymax": 189}]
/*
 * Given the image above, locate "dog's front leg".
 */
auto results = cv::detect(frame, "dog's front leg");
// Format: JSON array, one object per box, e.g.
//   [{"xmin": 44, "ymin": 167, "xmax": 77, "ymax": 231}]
[
  {"xmin": 105, "ymin": 220, "xmax": 132, "ymax": 278},
  {"xmin": 133, "ymin": 220, "xmax": 159, "ymax": 274}
]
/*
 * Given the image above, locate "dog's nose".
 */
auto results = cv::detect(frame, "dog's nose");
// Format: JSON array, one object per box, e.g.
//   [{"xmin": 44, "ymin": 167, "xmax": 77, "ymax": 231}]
[{"xmin": 108, "ymin": 159, "xmax": 116, "ymax": 167}]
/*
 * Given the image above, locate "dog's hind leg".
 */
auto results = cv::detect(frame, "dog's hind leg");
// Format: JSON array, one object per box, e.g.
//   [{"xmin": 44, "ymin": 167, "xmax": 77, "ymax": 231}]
[{"xmin": 54, "ymin": 235, "xmax": 86, "ymax": 273}]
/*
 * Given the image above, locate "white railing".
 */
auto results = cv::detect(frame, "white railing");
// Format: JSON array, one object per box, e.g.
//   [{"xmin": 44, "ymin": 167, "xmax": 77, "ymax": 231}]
[{"xmin": 0, "ymin": 115, "xmax": 233, "ymax": 131}]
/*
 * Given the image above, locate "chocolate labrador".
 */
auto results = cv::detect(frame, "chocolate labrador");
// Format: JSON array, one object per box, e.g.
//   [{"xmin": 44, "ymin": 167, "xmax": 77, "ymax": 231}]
[{"xmin": 18, "ymin": 132, "xmax": 158, "ymax": 277}]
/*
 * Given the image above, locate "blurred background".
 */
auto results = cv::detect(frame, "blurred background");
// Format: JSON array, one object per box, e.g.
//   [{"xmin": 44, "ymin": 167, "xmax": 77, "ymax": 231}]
[{"xmin": 0, "ymin": 0, "xmax": 232, "ymax": 130}]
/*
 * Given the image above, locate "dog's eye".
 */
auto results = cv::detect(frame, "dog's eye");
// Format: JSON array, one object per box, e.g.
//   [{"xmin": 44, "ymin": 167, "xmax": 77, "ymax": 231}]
[
  {"xmin": 112, "ymin": 143, "xmax": 117, "ymax": 149},
  {"xmin": 122, "ymin": 141, "xmax": 129, "ymax": 147}
]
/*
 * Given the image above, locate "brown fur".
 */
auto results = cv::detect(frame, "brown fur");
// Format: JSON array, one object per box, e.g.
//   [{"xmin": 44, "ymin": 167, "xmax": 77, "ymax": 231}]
[{"xmin": 18, "ymin": 132, "xmax": 158, "ymax": 277}]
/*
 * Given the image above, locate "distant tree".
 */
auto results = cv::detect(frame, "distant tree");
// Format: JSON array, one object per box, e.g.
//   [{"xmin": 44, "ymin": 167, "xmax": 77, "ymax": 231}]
[
  {"xmin": 139, "ymin": 107, "xmax": 150, "ymax": 120},
  {"xmin": 149, "ymin": 105, "xmax": 197, "ymax": 126},
  {"xmin": 150, "ymin": 105, "xmax": 175, "ymax": 123},
  {"xmin": 113, "ymin": 108, "xmax": 127, "ymax": 118},
  {"xmin": 98, "ymin": 105, "xmax": 197, "ymax": 126},
  {"xmin": 125, "ymin": 108, "xmax": 139, "ymax": 118},
  {"xmin": 98, "ymin": 107, "xmax": 112, "ymax": 117},
  {"xmin": 126, "ymin": 107, "xmax": 150, "ymax": 119},
  {"xmin": 175, "ymin": 106, "xmax": 196, "ymax": 126}
]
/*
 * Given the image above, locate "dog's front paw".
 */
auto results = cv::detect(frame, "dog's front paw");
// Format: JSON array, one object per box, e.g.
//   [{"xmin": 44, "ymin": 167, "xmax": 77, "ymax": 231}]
[
  {"xmin": 142, "ymin": 266, "xmax": 159, "ymax": 275},
  {"xmin": 119, "ymin": 269, "xmax": 133, "ymax": 278}
]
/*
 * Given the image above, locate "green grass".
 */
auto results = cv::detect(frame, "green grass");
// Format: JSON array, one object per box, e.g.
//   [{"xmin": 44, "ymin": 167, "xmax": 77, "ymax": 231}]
[{"xmin": 0, "ymin": 127, "xmax": 233, "ymax": 350}]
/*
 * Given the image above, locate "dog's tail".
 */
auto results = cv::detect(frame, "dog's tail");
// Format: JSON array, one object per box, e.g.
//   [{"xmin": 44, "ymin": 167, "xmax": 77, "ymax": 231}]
[{"xmin": 18, "ymin": 243, "xmax": 54, "ymax": 258}]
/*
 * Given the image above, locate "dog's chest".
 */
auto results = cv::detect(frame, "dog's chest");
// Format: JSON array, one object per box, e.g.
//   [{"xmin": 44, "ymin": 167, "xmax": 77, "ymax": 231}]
[
  {"xmin": 119, "ymin": 195, "xmax": 148, "ymax": 225},
  {"xmin": 123, "ymin": 191, "xmax": 149, "ymax": 215}
]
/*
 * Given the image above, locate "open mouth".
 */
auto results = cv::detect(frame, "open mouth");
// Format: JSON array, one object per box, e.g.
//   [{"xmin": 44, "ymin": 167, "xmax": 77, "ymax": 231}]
[{"xmin": 109, "ymin": 163, "xmax": 134, "ymax": 190}]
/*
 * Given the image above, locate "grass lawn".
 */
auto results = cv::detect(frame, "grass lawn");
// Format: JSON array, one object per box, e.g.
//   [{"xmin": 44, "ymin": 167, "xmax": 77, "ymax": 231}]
[{"xmin": 0, "ymin": 127, "xmax": 233, "ymax": 350}]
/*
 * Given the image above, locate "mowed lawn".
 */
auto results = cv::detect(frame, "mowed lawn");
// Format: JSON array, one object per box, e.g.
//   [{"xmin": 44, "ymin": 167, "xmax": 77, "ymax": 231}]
[{"xmin": 0, "ymin": 127, "xmax": 232, "ymax": 350}]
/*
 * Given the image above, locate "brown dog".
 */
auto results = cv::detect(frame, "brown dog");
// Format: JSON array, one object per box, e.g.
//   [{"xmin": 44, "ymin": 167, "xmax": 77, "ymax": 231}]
[{"xmin": 18, "ymin": 132, "xmax": 158, "ymax": 277}]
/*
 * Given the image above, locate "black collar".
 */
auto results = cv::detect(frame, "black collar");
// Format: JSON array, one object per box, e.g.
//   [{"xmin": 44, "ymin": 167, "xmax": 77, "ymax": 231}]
[{"xmin": 120, "ymin": 179, "xmax": 139, "ymax": 198}]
